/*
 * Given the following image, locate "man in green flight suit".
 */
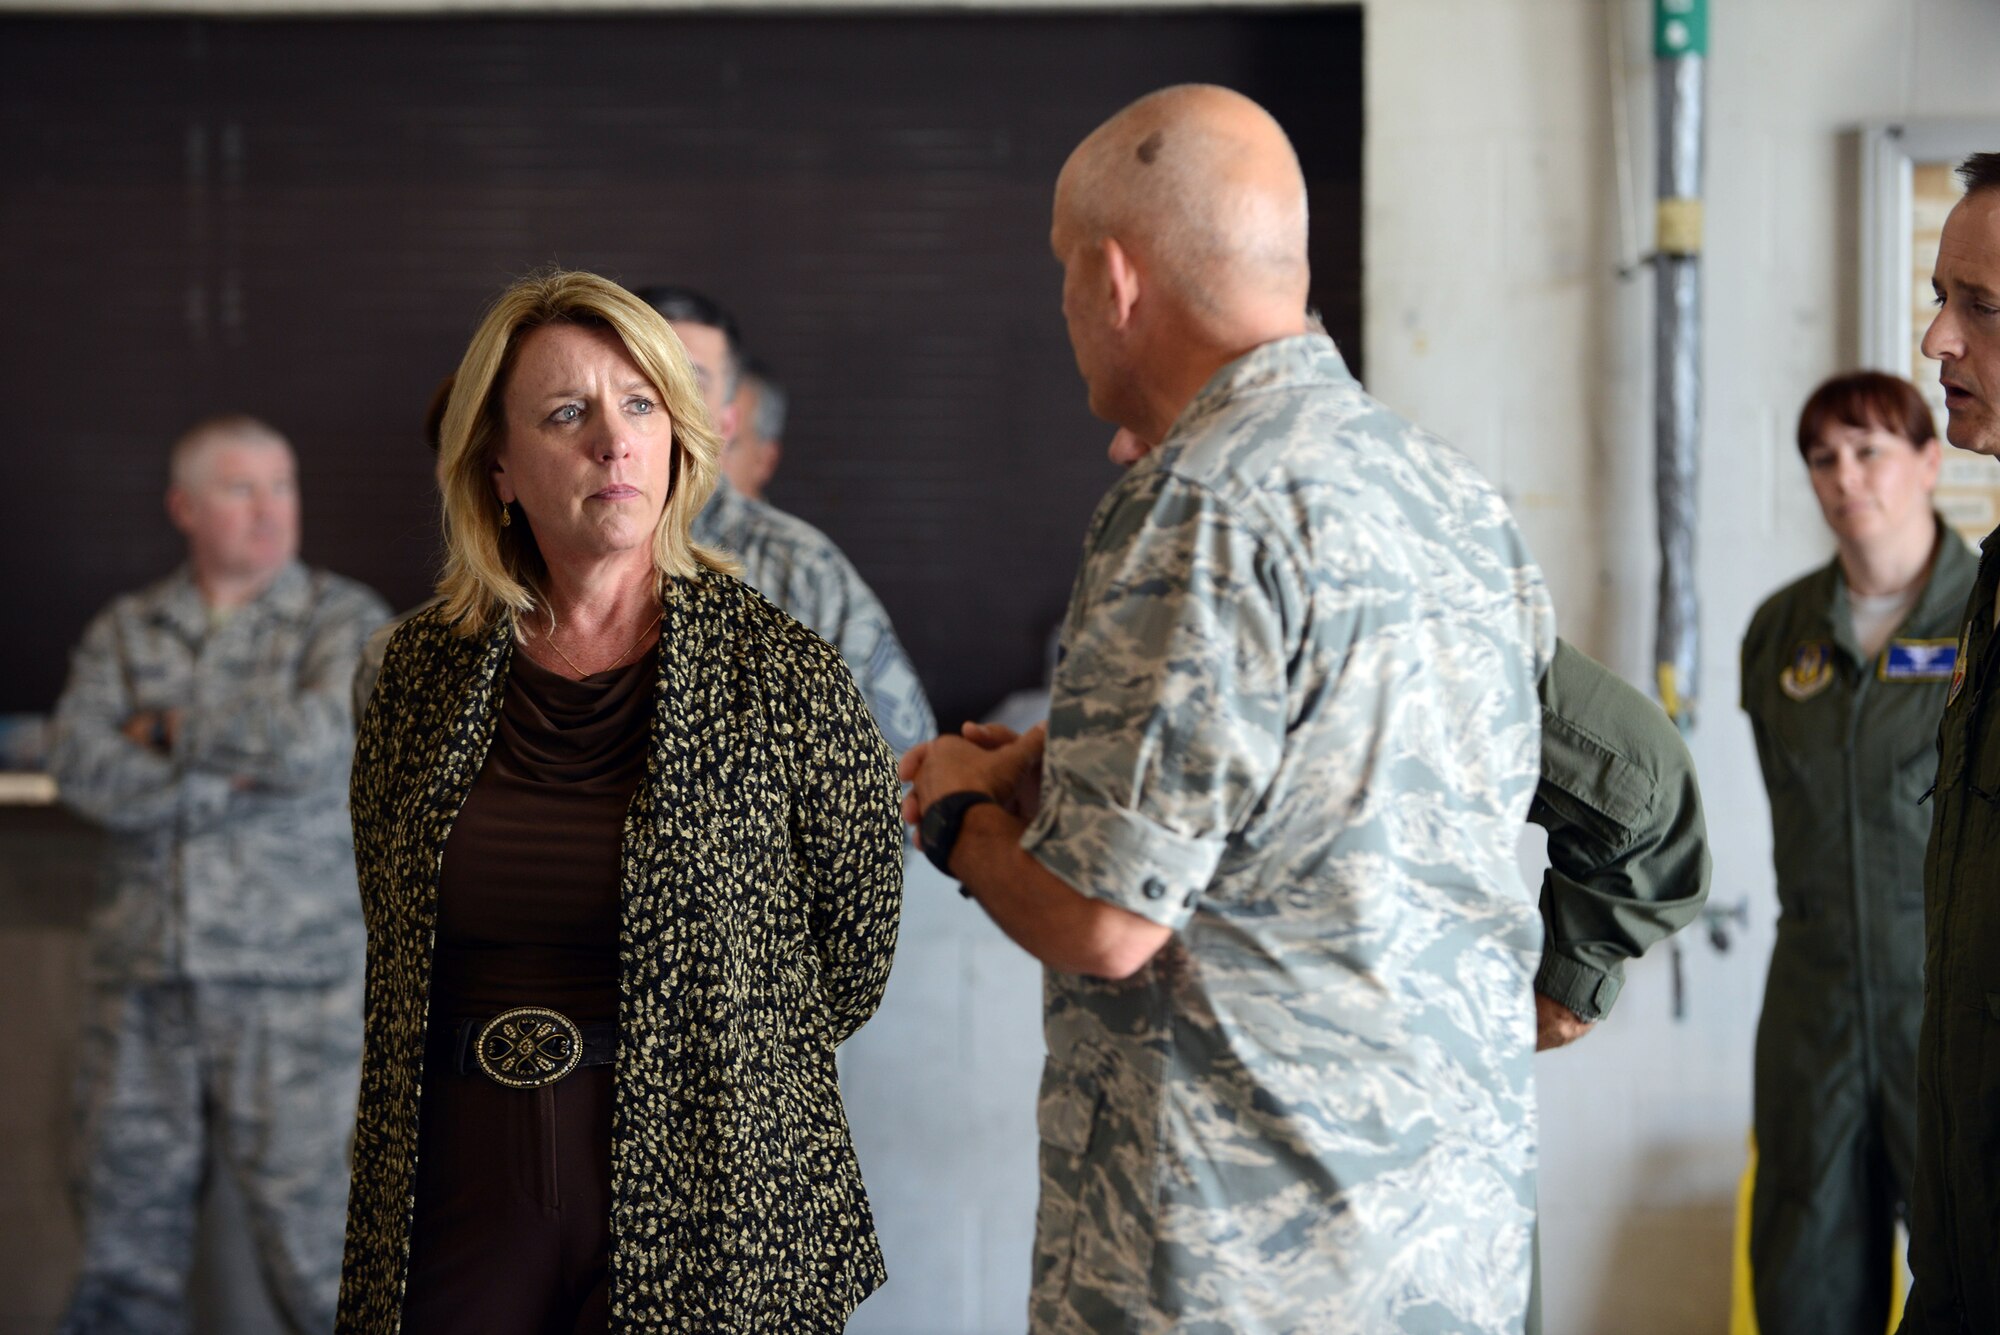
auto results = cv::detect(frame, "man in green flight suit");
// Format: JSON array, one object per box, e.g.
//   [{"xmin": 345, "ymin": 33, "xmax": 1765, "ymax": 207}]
[
  {"xmin": 1743, "ymin": 371, "xmax": 1974, "ymax": 1335},
  {"xmin": 1900, "ymin": 150, "xmax": 2000, "ymax": 1334}
]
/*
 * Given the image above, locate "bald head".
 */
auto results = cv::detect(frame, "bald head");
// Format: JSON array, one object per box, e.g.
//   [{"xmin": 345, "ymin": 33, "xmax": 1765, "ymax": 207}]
[{"xmin": 1056, "ymin": 84, "xmax": 1309, "ymax": 318}]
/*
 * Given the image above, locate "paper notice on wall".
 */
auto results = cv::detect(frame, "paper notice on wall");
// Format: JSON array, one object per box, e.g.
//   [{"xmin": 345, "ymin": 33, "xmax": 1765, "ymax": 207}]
[{"xmin": 1912, "ymin": 162, "xmax": 2000, "ymax": 544}]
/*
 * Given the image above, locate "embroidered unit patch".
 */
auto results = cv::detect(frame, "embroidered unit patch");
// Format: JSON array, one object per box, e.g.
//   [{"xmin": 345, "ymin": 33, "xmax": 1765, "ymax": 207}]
[{"xmin": 1780, "ymin": 640, "xmax": 1834, "ymax": 702}]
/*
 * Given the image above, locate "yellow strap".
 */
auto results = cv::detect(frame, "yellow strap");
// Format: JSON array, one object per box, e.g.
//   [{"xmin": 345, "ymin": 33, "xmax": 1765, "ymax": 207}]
[
  {"xmin": 1731, "ymin": 1134, "xmax": 1759, "ymax": 1335},
  {"xmin": 1730, "ymin": 1131, "xmax": 1910, "ymax": 1332},
  {"xmin": 1658, "ymin": 197, "xmax": 1705, "ymax": 255}
]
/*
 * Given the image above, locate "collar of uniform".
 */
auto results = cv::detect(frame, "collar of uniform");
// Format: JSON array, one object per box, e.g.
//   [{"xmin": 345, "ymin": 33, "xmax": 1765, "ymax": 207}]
[
  {"xmin": 1818, "ymin": 512, "xmax": 1978, "ymax": 661},
  {"xmin": 151, "ymin": 560, "xmax": 310, "ymax": 639},
  {"xmin": 151, "ymin": 566, "xmax": 211, "ymax": 641},
  {"xmin": 692, "ymin": 477, "xmax": 750, "ymax": 549},
  {"xmin": 1157, "ymin": 332, "xmax": 1356, "ymax": 462},
  {"xmin": 258, "ymin": 560, "xmax": 313, "ymax": 621},
  {"xmin": 1814, "ymin": 561, "xmax": 1867, "ymax": 667}
]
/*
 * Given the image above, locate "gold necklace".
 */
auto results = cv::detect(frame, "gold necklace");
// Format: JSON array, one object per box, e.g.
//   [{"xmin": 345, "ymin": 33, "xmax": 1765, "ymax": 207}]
[{"xmin": 535, "ymin": 608, "xmax": 664, "ymax": 681}]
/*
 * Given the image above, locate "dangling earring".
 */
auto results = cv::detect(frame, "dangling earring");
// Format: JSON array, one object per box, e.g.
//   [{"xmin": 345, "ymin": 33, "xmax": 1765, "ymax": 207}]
[{"xmin": 499, "ymin": 500, "xmax": 512, "ymax": 528}]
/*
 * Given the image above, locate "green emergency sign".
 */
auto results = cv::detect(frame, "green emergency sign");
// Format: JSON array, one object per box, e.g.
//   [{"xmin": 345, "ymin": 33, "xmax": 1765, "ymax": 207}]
[{"xmin": 1655, "ymin": 0, "xmax": 1709, "ymax": 57}]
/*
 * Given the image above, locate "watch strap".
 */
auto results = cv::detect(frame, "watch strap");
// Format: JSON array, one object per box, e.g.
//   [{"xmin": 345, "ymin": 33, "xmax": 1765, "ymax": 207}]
[{"xmin": 921, "ymin": 791, "xmax": 998, "ymax": 879}]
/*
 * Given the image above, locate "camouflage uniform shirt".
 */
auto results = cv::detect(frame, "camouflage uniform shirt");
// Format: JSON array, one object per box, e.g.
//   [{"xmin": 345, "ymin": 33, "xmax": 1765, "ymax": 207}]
[
  {"xmin": 1022, "ymin": 335, "xmax": 1556, "ymax": 1334},
  {"xmin": 49, "ymin": 561, "xmax": 391, "ymax": 983},
  {"xmin": 693, "ymin": 481, "xmax": 934, "ymax": 752}
]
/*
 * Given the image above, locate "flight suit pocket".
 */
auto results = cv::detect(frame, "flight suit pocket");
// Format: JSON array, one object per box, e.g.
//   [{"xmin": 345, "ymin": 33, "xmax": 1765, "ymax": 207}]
[{"xmin": 1031, "ymin": 1062, "xmax": 1103, "ymax": 1308}]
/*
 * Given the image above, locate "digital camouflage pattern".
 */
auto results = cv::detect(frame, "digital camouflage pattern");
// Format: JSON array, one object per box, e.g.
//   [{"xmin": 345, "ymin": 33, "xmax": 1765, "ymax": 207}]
[
  {"xmin": 693, "ymin": 481, "xmax": 934, "ymax": 752},
  {"xmin": 1020, "ymin": 335, "xmax": 1556, "ymax": 1334},
  {"xmin": 62, "ymin": 976, "xmax": 364, "ymax": 1335},
  {"xmin": 48, "ymin": 559, "xmax": 388, "ymax": 1334},
  {"xmin": 50, "ymin": 561, "xmax": 391, "ymax": 982}
]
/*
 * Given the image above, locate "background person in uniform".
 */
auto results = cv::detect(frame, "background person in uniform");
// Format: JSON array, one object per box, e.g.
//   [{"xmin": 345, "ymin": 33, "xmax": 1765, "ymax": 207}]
[
  {"xmin": 337, "ymin": 271, "xmax": 903, "ymax": 1333},
  {"xmin": 1741, "ymin": 371, "xmax": 1970, "ymax": 1335},
  {"xmin": 900, "ymin": 85, "xmax": 1556, "ymax": 1332},
  {"xmin": 724, "ymin": 356, "xmax": 784, "ymax": 501},
  {"xmin": 47, "ymin": 413, "xmax": 390, "ymax": 1334},
  {"xmin": 1899, "ymin": 152, "xmax": 2000, "ymax": 1335},
  {"xmin": 635, "ymin": 284, "xmax": 935, "ymax": 754}
]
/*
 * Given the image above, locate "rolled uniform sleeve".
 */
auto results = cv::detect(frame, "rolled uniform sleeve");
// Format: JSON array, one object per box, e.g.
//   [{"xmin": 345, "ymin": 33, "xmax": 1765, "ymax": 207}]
[
  {"xmin": 1022, "ymin": 470, "xmax": 1290, "ymax": 929},
  {"xmin": 1530, "ymin": 639, "xmax": 1711, "ymax": 1020}
]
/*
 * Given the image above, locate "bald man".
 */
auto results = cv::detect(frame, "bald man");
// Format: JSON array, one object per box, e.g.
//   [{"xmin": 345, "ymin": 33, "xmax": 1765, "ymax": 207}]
[
  {"xmin": 49, "ymin": 415, "xmax": 388, "ymax": 1333},
  {"xmin": 901, "ymin": 86, "xmax": 1557, "ymax": 1332}
]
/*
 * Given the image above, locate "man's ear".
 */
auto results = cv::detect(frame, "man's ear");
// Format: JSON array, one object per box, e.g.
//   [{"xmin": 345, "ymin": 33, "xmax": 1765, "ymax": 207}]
[
  {"xmin": 1102, "ymin": 235, "xmax": 1142, "ymax": 330},
  {"xmin": 165, "ymin": 485, "xmax": 194, "ymax": 538}
]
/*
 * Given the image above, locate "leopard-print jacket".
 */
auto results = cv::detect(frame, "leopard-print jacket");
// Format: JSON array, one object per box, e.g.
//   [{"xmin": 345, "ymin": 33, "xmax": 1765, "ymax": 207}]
[{"xmin": 336, "ymin": 567, "xmax": 903, "ymax": 1332}]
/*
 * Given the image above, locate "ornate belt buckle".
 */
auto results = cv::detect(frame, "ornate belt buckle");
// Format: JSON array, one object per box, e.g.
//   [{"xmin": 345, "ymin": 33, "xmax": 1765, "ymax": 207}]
[{"xmin": 474, "ymin": 1007, "xmax": 583, "ymax": 1089}]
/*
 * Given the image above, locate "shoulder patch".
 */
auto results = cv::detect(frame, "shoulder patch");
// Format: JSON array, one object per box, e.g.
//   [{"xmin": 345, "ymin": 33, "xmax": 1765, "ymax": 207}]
[
  {"xmin": 1779, "ymin": 640, "xmax": 1834, "ymax": 702},
  {"xmin": 1881, "ymin": 637, "xmax": 1959, "ymax": 682}
]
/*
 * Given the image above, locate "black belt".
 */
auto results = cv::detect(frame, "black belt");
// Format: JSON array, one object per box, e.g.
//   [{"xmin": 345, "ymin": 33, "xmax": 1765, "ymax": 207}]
[{"xmin": 437, "ymin": 1007, "xmax": 616, "ymax": 1089}]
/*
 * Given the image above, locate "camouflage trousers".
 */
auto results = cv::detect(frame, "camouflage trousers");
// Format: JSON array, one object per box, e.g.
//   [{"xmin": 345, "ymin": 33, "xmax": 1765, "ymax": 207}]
[{"xmin": 60, "ymin": 976, "xmax": 363, "ymax": 1335}]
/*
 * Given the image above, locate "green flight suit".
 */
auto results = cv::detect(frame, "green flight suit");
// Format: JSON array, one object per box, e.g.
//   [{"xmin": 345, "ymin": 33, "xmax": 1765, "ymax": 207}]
[
  {"xmin": 1903, "ymin": 524, "xmax": 2000, "ymax": 1334},
  {"xmin": 1524, "ymin": 639, "xmax": 1713, "ymax": 1335},
  {"xmin": 1742, "ymin": 518, "xmax": 1977, "ymax": 1335}
]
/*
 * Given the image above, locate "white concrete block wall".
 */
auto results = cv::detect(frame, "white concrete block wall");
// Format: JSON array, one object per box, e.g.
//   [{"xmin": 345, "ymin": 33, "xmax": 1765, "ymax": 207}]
[
  {"xmin": 1366, "ymin": 1, "xmax": 2000, "ymax": 1329},
  {"xmin": 841, "ymin": 851, "xmax": 1046, "ymax": 1335}
]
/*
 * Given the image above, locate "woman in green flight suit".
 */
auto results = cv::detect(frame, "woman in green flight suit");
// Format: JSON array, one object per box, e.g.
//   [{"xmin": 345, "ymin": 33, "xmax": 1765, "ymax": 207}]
[{"xmin": 1742, "ymin": 371, "xmax": 1976, "ymax": 1335}]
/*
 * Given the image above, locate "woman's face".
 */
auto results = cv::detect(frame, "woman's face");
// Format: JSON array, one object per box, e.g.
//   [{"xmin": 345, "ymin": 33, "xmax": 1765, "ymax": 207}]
[
  {"xmin": 1805, "ymin": 421, "xmax": 1941, "ymax": 551},
  {"xmin": 491, "ymin": 322, "xmax": 675, "ymax": 575}
]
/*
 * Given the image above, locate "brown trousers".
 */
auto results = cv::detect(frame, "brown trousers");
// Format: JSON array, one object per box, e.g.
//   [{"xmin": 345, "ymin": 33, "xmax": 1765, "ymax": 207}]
[{"xmin": 400, "ymin": 1059, "xmax": 613, "ymax": 1334}]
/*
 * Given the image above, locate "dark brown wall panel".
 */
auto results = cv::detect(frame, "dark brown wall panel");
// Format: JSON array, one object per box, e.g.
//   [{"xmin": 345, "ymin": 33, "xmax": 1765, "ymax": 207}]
[{"xmin": 0, "ymin": 12, "xmax": 1363, "ymax": 725}]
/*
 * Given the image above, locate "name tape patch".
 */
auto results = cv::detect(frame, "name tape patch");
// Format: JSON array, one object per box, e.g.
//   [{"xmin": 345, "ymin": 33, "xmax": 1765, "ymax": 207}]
[{"xmin": 1882, "ymin": 638, "xmax": 1959, "ymax": 682}]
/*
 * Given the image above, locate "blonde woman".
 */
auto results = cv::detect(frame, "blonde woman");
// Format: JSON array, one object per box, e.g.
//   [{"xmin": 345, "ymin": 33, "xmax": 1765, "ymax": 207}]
[{"xmin": 336, "ymin": 271, "xmax": 902, "ymax": 1334}]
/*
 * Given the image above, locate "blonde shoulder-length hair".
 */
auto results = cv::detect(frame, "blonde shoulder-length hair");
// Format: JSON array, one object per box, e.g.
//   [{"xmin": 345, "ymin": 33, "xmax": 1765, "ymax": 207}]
[{"xmin": 434, "ymin": 269, "xmax": 736, "ymax": 635}]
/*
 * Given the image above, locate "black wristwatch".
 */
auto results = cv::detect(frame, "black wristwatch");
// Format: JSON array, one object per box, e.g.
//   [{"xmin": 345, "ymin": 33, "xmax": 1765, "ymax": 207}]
[{"xmin": 919, "ymin": 791, "xmax": 997, "ymax": 879}]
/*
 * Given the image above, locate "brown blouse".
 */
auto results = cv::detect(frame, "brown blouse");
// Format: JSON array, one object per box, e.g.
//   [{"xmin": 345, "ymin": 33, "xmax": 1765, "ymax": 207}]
[{"xmin": 430, "ymin": 642, "xmax": 656, "ymax": 1026}]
